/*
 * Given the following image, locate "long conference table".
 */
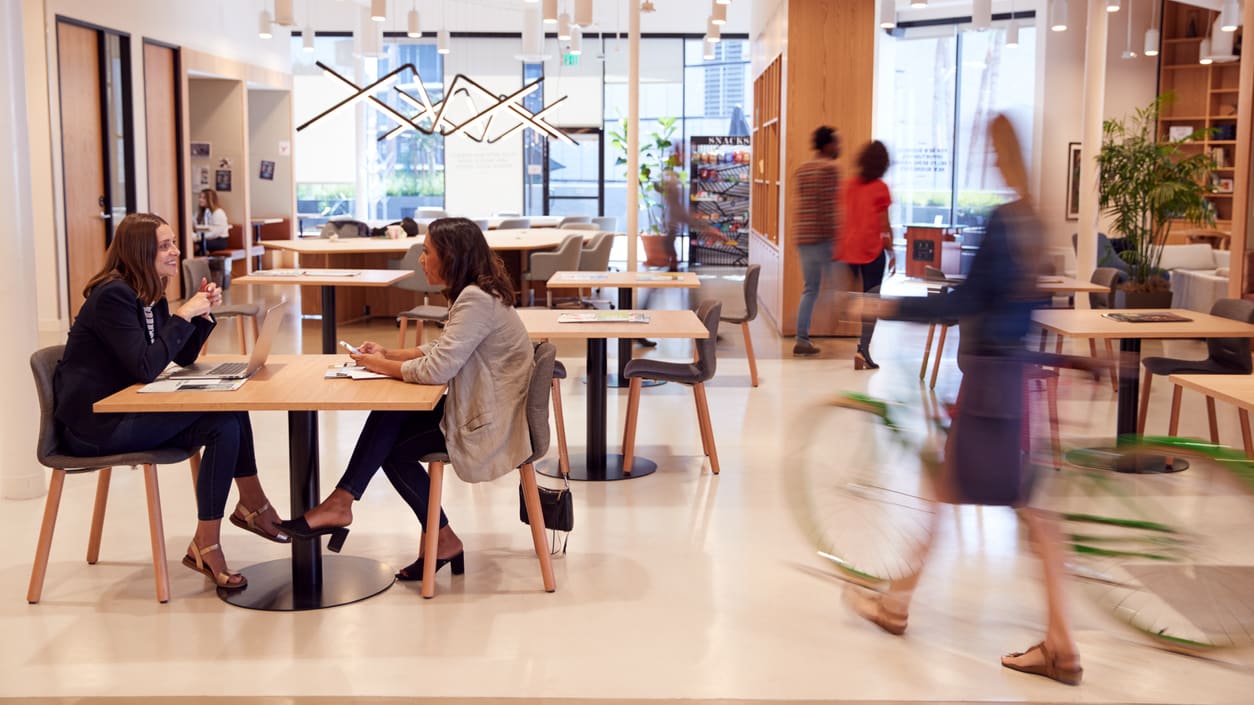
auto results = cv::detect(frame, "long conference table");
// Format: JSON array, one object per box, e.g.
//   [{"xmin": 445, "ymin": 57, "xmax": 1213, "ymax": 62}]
[{"xmin": 95, "ymin": 354, "xmax": 446, "ymax": 611}]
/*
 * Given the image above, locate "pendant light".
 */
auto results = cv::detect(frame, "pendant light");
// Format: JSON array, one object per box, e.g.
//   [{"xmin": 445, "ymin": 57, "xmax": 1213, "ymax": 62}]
[
  {"xmin": 542, "ymin": 0, "xmax": 558, "ymax": 25},
  {"xmin": 1050, "ymin": 0, "xmax": 1068, "ymax": 32},
  {"xmin": 1005, "ymin": 0, "xmax": 1019, "ymax": 47},
  {"xmin": 575, "ymin": 0, "xmax": 594, "ymax": 28},
  {"xmin": 1220, "ymin": 0, "xmax": 1240, "ymax": 32},
  {"xmin": 557, "ymin": 12, "xmax": 572, "ymax": 41},
  {"xmin": 1121, "ymin": 0, "xmax": 1137, "ymax": 59},
  {"xmin": 275, "ymin": 0, "xmax": 294, "ymax": 26},
  {"xmin": 716, "ymin": 0, "xmax": 730, "ymax": 5},
  {"xmin": 1199, "ymin": 37, "xmax": 1213, "ymax": 64},
  {"xmin": 569, "ymin": 27, "xmax": 583, "ymax": 55},
  {"xmin": 879, "ymin": 0, "xmax": 896, "ymax": 29},
  {"xmin": 258, "ymin": 9, "xmax": 273, "ymax": 39},
  {"xmin": 302, "ymin": 28, "xmax": 315, "ymax": 51},
  {"xmin": 911, "ymin": 0, "xmax": 927, "ymax": 7},
  {"xmin": 711, "ymin": 1, "xmax": 727, "ymax": 25},
  {"xmin": 973, "ymin": 0, "xmax": 991, "ymax": 30},
  {"xmin": 519, "ymin": 3, "xmax": 546, "ymax": 59},
  {"xmin": 407, "ymin": 8, "xmax": 421, "ymax": 37},
  {"xmin": 707, "ymin": 17, "xmax": 721, "ymax": 42},
  {"xmin": 703, "ymin": 38, "xmax": 716, "ymax": 60},
  {"xmin": 371, "ymin": 0, "xmax": 386, "ymax": 22},
  {"xmin": 1144, "ymin": 0, "xmax": 1160, "ymax": 56},
  {"xmin": 438, "ymin": 28, "xmax": 450, "ymax": 55},
  {"xmin": 1106, "ymin": 0, "xmax": 1120, "ymax": 12}
]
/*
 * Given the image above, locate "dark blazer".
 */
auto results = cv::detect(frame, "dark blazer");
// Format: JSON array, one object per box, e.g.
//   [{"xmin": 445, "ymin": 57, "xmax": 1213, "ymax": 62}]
[{"xmin": 54, "ymin": 279, "xmax": 214, "ymax": 434}]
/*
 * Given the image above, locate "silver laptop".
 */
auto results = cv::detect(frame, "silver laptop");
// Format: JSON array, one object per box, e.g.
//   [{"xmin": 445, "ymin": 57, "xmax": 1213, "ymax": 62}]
[{"xmin": 166, "ymin": 303, "xmax": 285, "ymax": 380}]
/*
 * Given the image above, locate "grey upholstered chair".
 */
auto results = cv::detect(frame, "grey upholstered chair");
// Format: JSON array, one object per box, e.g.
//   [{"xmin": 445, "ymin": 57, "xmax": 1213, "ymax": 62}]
[
  {"xmin": 621, "ymin": 300, "xmax": 723, "ymax": 474},
  {"xmin": 720, "ymin": 264, "xmax": 762, "ymax": 387},
  {"xmin": 182, "ymin": 258, "xmax": 262, "ymax": 354},
  {"xmin": 1138, "ymin": 298, "xmax": 1254, "ymax": 441},
  {"xmin": 416, "ymin": 342, "xmax": 559, "ymax": 598},
  {"xmin": 525, "ymin": 234, "xmax": 584, "ymax": 307},
  {"xmin": 562, "ymin": 222, "xmax": 600, "ymax": 231},
  {"xmin": 496, "ymin": 217, "xmax": 532, "ymax": 230},
  {"xmin": 592, "ymin": 216, "xmax": 618, "ymax": 231},
  {"xmin": 471, "ymin": 219, "xmax": 490, "ymax": 231},
  {"xmin": 28, "ymin": 345, "xmax": 200, "ymax": 604},
  {"xmin": 389, "ymin": 242, "xmax": 447, "ymax": 347},
  {"xmin": 415, "ymin": 207, "xmax": 447, "ymax": 219},
  {"xmin": 558, "ymin": 216, "xmax": 591, "ymax": 227}
]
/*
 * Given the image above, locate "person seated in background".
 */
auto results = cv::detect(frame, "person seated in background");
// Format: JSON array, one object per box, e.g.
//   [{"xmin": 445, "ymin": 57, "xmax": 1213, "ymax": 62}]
[
  {"xmin": 55, "ymin": 213, "xmax": 288, "ymax": 592},
  {"xmin": 197, "ymin": 188, "xmax": 230, "ymax": 254},
  {"xmin": 279, "ymin": 218, "xmax": 534, "ymax": 583}
]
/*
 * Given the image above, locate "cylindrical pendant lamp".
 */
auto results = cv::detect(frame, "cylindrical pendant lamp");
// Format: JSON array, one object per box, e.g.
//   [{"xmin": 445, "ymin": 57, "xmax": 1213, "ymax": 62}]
[
  {"xmin": 407, "ymin": 9, "xmax": 421, "ymax": 37},
  {"xmin": 879, "ymin": 0, "xmax": 896, "ymax": 29},
  {"xmin": 973, "ymin": 0, "xmax": 991, "ymax": 29},
  {"xmin": 569, "ymin": 27, "xmax": 583, "ymax": 55},
  {"xmin": 371, "ymin": 0, "xmax": 386, "ymax": 22},
  {"xmin": 275, "ymin": 0, "xmax": 294, "ymax": 26},
  {"xmin": 438, "ymin": 28, "xmax": 450, "ymax": 55},
  {"xmin": 707, "ymin": 18, "xmax": 721, "ymax": 42},
  {"xmin": 558, "ymin": 12, "xmax": 572, "ymax": 41},
  {"xmin": 703, "ymin": 38, "xmax": 715, "ymax": 60},
  {"xmin": 542, "ymin": 0, "xmax": 558, "ymax": 24},
  {"xmin": 575, "ymin": 0, "xmax": 594, "ymax": 28},
  {"xmin": 302, "ymin": 27, "xmax": 315, "ymax": 51},
  {"xmin": 1006, "ymin": 20, "xmax": 1020, "ymax": 47},
  {"xmin": 711, "ymin": 1, "xmax": 727, "ymax": 25},
  {"xmin": 1050, "ymin": 0, "xmax": 1068, "ymax": 32},
  {"xmin": 258, "ymin": 10, "xmax": 273, "ymax": 39}
]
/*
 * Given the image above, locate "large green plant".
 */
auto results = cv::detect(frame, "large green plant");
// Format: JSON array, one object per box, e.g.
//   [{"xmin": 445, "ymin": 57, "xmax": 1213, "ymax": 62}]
[
  {"xmin": 1097, "ymin": 93, "xmax": 1215, "ymax": 288},
  {"xmin": 609, "ymin": 116, "xmax": 683, "ymax": 234}
]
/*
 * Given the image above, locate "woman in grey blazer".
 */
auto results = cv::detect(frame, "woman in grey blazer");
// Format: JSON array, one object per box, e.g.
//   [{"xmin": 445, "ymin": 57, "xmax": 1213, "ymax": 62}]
[{"xmin": 280, "ymin": 218, "xmax": 534, "ymax": 580}]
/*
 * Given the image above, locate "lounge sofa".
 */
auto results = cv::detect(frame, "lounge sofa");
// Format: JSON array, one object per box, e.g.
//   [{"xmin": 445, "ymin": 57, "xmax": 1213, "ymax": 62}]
[{"xmin": 1159, "ymin": 243, "xmax": 1230, "ymax": 313}]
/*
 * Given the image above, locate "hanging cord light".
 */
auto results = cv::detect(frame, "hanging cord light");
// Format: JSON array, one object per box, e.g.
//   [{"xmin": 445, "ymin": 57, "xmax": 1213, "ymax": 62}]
[
  {"xmin": 911, "ymin": 0, "xmax": 928, "ymax": 7},
  {"xmin": 707, "ymin": 16, "xmax": 721, "ymax": 42},
  {"xmin": 407, "ymin": 0, "xmax": 421, "ymax": 37},
  {"xmin": 259, "ymin": 3, "xmax": 273, "ymax": 39},
  {"xmin": 569, "ymin": 26, "xmax": 583, "ymax": 55},
  {"xmin": 711, "ymin": 0, "xmax": 727, "ymax": 25},
  {"xmin": 301, "ymin": 0, "xmax": 314, "ymax": 50},
  {"xmin": 1144, "ymin": 0, "xmax": 1160, "ymax": 56},
  {"xmin": 703, "ymin": 37, "xmax": 715, "ymax": 60},
  {"xmin": 1107, "ymin": 0, "xmax": 1120, "ymax": 12},
  {"xmin": 1200, "ymin": 16, "xmax": 1213, "ymax": 65},
  {"xmin": 1121, "ymin": 0, "xmax": 1137, "ymax": 59},
  {"xmin": 371, "ymin": 0, "xmax": 386, "ymax": 22},
  {"xmin": 1220, "ymin": 0, "xmax": 1240, "ymax": 32},
  {"xmin": 575, "ymin": 0, "xmax": 594, "ymax": 28},
  {"xmin": 879, "ymin": 0, "xmax": 896, "ymax": 30},
  {"xmin": 1050, "ymin": 0, "xmax": 1068, "ymax": 32},
  {"xmin": 542, "ymin": 0, "xmax": 558, "ymax": 25},
  {"xmin": 1006, "ymin": 0, "xmax": 1019, "ymax": 47},
  {"xmin": 275, "ymin": 0, "xmax": 294, "ymax": 25},
  {"xmin": 973, "ymin": 0, "xmax": 992, "ymax": 30}
]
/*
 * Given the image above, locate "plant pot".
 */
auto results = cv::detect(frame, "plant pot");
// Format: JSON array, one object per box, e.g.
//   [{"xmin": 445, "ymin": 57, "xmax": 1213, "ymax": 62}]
[
  {"xmin": 1114, "ymin": 288, "xmax": 1173, "ymax": 309},
  {"xmin": 641, "ymin": 234, "xmax": 677, "ymax": 270}
]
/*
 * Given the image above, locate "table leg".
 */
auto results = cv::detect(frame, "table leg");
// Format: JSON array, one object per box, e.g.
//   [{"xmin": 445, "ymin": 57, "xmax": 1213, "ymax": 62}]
[
  {"xmin": 615, "ymin": 287, "xmax": 633, "ymax": 387},
  {"xmin": 321, "ymin": 286, "xmax": 337, "ymax": 354},
  {"xmin": 220, "ymin": 410, "xmax": 395, "ymax": 610},
  {"xmin": 1116, "ymin": 337, "xmax": 1141, "ymax": 437}
]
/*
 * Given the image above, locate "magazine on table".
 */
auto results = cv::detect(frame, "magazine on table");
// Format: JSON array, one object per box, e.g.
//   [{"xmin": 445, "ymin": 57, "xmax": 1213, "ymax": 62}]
[
  {"xmin": 557, "ymin": 311, "xmax": 651, "ymax": 323},
  {"xmin": 1102, "ymin": 312, "xmax": 1193, "ymax": 323}
]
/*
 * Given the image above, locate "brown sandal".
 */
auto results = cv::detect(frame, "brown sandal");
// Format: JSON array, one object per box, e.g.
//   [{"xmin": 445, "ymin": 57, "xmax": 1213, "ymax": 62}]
[
  {"xmin": 1001, "ymin": 642, "xmax": 1083, "ymax": 686},
  {"xmin": 182, "ymin": 540, "xmax": 247, "ymax": 591},
  {"xmin": 230, "ymin": 501, "xmax": 291, "ymax": 544},
  {"xmin": 843, "ymin": 585, "xmax": 908, "ymax": 635}
]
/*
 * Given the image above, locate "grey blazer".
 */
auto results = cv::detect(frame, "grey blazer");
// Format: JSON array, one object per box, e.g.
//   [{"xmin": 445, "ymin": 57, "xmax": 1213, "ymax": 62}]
[{"xmin": 402, "ymin": 285, "xmax": 533, "ymax": 482}]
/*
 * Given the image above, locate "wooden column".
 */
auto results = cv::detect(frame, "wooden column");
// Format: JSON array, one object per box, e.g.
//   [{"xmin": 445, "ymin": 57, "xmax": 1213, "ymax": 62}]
[{"xmin": 1227, "ymin": 0, "xmax": 1253, "ymax": 298}]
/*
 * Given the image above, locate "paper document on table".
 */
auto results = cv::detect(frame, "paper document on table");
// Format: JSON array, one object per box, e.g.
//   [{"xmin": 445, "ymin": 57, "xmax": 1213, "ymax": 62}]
[
  {"xmin": 250, "ymin": 269, "xmax": 361, "ymax": 277},
  {"xmin": 325, "ymin": 364, "xmax": 391, "ymax": 379},
  {"xmin": 551, "ymin": 272, "xmax": 608, "ymax": 282},
  {"xmin": 139, "ymin": 379, "xmax": 245, "ymax": 392},
  {"xmin": 557, "ymin": 311, "xmax": 651, "ymax": 323},
  {"xmin": 635, "ymin": 273, "xmax": 685, "ymax": 281}
]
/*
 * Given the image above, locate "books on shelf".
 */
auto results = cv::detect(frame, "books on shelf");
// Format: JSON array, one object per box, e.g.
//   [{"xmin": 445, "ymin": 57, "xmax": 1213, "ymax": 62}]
[{"xmin": 557, "ymin": 311, "xmax": 651, "ymax": 324}]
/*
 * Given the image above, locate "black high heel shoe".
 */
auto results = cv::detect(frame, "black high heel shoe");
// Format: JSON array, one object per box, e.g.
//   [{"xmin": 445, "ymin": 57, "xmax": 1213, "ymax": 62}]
[
  {"xmin": 395, "ymin": 551, "xmax": 466, "ymax": 581},
  {"xmin": 854, "ymin": 346, "xmax": 879, "ymax": 370},
  {"xmin": 276, "ymin": 517, "xmax": 350, "ymax": 553}
]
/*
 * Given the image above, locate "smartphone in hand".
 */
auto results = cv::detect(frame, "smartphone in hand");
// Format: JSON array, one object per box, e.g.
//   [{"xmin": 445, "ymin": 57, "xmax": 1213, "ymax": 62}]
[{"xmin": 339, "ymin": 340, "xmax": 360, "ymax": 355}]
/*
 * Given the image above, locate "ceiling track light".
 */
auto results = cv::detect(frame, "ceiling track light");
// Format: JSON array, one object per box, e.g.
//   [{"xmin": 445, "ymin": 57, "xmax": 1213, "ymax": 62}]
[
  {"xmin": 711, "ymin": 1, "xmax": 727, "ymax": 25},
  {"xmin": 557, "ymin": 12, "xmax": 572, "ymax": 41},
  {"xmin": 707, "ymin": 17, "xmax": 721, "ymax": 41},
  {"xmin": 879, "ymin": 0, "xmax": 896, "ymax": 29},
  {"xmin": 575, "ymin": 0, "xmax": 594, "ymax": 28},
  {"xmin": 258, "ymin": 9, "xmax": 273, "ymax": 39},
  {"xmin": 542, "ymin": 0, "xmax": 558, "ymax": 24},
  {"xmin": 973, "ymin": 0, "xmax": 992, "ymax": 30},
  {"xmin": 1050, "ymin": 0, "xmax": 1068, "ymax": 32},
  {"xmin": 371, "ymin": 0, "xmax": 386, "ymax": 22},
  {"xmin": 438, "ymin": 28, "xmax": 451, "ymax": 55},
  {"xmin": 1220, "ymin": 0, "xmax": 1240, "ymax": 31}
]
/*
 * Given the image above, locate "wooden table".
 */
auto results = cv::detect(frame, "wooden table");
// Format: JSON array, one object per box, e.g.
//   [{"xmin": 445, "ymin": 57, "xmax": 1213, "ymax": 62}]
[
  {"xmin": 545, "ymin": 270, "xmax": 700, "ymax": 387},
  {"xmin": 903, "ymin": 274, "xmax": 1112, "ymax": 296},
  {"xmin": 234, "ymin": 269, "xmax": 412, "ymax": 354},
  {"xmin": 1032, "ymin": 308, "xmax": 1254, "ymax": 437},
  {"xmin": 1167, "ymin": 374, "xmax": 1254, "ymax": 455},
  {"xmin": 95, "ymin": 355, "xmax": 446, "ymax": 611},
  {"xmin": 519, "ymin": 309, "xmax": 709, "ymax": 481}
]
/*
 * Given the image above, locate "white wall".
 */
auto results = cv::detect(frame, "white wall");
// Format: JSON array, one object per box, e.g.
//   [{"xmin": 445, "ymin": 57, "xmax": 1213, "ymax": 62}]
[{"xmin": 248, "ymin": 89, "xmax": 294, "ymax": 217}]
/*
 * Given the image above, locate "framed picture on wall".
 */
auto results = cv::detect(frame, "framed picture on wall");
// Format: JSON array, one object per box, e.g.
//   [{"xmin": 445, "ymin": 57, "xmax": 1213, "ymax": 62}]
[
  {"xmin": 1215, "ymin": 177, "xmax": 1235, "ymax": 193},
  {"xmin": 190, "ymin": 142, "xmax": 211, "ymax": 158},
  {"xmin": 195, "ymin": 166, "xmax": 210, "ymax": 189},
  {"xmin": 215, "ymin": 169, "xmax": 232, "ymax": 192},
  {"xmin": 259, "ymin": 160, "xmax": 275, "ymax": 181},
  {"xmin": 1066, "ymin": 142, "xmax": 1082, "ymax": 221}
]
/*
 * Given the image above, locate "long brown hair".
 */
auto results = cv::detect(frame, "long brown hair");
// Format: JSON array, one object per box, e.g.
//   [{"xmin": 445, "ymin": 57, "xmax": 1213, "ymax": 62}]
[
  {"xmin": 426, "ymin": 217, "xmax": 515, "ymax": 305},
  {"xmin": 197, "ymin": 189, "xmax": 220, "ymax": 222},
  {"xmin": 82, "ymin": 213, "xmax": 170, "ymax": 303}
]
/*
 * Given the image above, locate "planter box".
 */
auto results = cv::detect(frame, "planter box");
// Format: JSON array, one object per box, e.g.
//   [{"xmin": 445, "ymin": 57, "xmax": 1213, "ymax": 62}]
[{"xmin": 1115, "ymin": 289, "xmax": 1174, "ymax": 309}]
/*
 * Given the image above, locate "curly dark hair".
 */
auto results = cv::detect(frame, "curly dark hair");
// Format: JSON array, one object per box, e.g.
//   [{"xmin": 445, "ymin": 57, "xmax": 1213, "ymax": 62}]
[
  {"xmin": 856, "ymin": 140, "xmax": 890, "ymax": 182},
  {"xmin": 812, "ymin": 125, "xmax": 837, "ymax": 152},
  {"xmin": 426, "ymin": 217, "xmax": 515, "ymax": 305},
  {"xmin": 83, "ymin": 212, "xmax": 170, "ymax": 303}
]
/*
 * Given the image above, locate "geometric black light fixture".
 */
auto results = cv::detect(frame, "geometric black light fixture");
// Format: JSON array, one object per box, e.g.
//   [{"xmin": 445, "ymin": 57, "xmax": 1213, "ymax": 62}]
[{"xmin": 297, "ymin": 61, "xmax": 575, "ymax": 145}]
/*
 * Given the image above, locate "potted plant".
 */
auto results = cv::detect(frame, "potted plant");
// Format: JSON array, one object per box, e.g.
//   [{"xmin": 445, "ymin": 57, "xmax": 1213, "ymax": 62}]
[
  {"xmin": 609, "ymin": 116, "xmax": 684, "ymax": 267},
  {"xmin": 1097, "ymin": 93, "xmax": 1216, "ymax": 307}
]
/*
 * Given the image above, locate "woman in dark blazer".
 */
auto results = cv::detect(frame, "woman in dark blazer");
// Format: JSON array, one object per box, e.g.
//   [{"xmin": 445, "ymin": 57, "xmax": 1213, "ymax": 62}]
[
  {"xmin": 280, "ymin": 218, "xmax": 534, "ymax": 582},
  {"xmin": 55, "ymin": 213, "xmax": 287, "ymax": 592}
]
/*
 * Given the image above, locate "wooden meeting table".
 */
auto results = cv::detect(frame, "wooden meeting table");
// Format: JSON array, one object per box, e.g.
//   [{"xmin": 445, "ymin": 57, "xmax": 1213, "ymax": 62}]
[
  {"xmin": 545, "ymin": 270, "xmax": 700, "ymax": 387},
  {"xmin": 518, "ymin": 308, "xmax": 709, "ymax": 481},
  {"xmin": 95, "ymin": 355, "xmax": 445, "ymax": 611},
  {"xmin": 1168, "ymin": 373, "xmax": 1254, "ymax": 455},
  {"xmin": 234, "ymin": 268, "xmax": 412, "ymax": 354}
]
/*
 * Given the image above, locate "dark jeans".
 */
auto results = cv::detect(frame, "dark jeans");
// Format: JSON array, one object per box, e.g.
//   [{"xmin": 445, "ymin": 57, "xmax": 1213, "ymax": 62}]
[
  {"xmin": 61, "ymin": 411, "xmax": 258, "ymax": 521},
  {"xmin": 847, "ymin": 250, "xmax": 887, "ymax": 353},
  {"xmin": 336, "ymin": 399, "xmax": 450, "ymax": 530}
]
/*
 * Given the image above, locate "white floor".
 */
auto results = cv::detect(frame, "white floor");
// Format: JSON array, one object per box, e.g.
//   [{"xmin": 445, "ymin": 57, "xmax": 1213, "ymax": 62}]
[{"xmin": 5, "ymin": 276, "xmax": 1254, "ymax": 703}]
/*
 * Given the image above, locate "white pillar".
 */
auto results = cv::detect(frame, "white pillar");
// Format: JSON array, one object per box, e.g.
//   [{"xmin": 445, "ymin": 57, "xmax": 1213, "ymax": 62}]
[
  {"xmin": 625, "ymin": 0, "xmax": 640, "ymax": 284},
  {"xmin": 1, "ymin": 0, "xmax": 46, "ymax": 499},
  {"xmin": 1075, "ymin": 0, "xmax": 1108, "ymax": 302}
]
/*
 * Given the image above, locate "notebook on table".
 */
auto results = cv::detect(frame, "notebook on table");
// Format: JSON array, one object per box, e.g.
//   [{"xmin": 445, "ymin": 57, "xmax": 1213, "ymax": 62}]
[
  {"xmin": 1101, "ymin": 312, "xmax": 1193, "ymax": 323},
  {"xmin": 165, "ymin": 303, "xmax": 285, "ymax": 380},
  {"xmin": 557, "ymin": 311, "xmax": 651, "ymax": 323}
]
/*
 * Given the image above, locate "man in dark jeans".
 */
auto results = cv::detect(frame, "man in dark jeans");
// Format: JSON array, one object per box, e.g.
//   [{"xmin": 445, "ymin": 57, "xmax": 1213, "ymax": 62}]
[{"xmin": 791, "ymin": 126, "xmax": 842, "ymax": 356}]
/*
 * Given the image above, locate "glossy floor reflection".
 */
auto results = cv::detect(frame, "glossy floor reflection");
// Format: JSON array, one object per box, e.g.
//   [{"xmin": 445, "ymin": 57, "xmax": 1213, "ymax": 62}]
[{"xmin": 6, "ymin": 277, "xmax": 1253, "ymax": 703}]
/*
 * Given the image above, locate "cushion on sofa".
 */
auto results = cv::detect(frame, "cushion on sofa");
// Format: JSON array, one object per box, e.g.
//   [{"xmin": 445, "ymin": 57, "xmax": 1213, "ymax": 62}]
[{"xmin": 1158, "ymin": 243, "xmax": 1217, "ymax": 271}]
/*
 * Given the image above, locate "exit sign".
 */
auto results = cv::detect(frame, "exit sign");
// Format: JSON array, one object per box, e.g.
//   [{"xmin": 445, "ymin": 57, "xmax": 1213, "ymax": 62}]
[{"xmin": 562, "ymin": 53, "xmax": 580, "ymax": 66}]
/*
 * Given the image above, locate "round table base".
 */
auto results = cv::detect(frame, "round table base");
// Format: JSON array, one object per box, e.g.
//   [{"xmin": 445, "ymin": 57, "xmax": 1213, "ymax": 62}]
[
  {"xmin": 219, "ymin": 554, "xmax": 395, "ymax": 611},
  {"xmin": 538, "ymin": 452, "xmax": 657, "ymax": 481},
  {"xmin": 1065, "ymin": 446, "xmax": 1190, "ymax": 474}
]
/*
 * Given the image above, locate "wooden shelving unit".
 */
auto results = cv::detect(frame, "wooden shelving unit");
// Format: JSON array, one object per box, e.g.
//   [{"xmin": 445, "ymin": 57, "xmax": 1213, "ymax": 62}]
[
  {"xmin": 751, "ymin": 55, "xmax": 781, "ymax": 246},
  {"xmin": 1157, "ymin": 0, "xmax": 1243, "ymax": 236}
]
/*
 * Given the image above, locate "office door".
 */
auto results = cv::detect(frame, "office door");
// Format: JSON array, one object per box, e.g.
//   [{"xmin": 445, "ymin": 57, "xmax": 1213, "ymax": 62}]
[
  {"xmin": 545, "ymin": 128, "xmax": 602, "ymax": 218},
  {"xmin": 143, "ymin": 40, "xmax": 183, "ymax": 301},
  {"xmin": 57, "ymin": 19, "xmax": 135, "ymax": 317}
]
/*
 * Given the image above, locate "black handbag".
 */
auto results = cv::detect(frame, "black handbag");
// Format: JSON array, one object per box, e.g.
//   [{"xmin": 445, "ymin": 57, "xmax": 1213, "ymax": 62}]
[{"xmin": 519, "ymin": 475, "xmax": 573, "ymax": 553}]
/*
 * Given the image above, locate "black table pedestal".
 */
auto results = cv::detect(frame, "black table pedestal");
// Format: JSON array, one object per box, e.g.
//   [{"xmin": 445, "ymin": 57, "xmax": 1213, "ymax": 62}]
[
  {"xmin": 321, "ymin": 286, "xmax": 337, "ymax": 354},
  {"xmin": 538, "ymin": 453, "xmax": 657, "ymax": 481}
]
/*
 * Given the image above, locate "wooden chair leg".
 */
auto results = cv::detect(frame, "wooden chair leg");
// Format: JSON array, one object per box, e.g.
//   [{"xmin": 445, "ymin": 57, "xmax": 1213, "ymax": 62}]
[
  {"xmin": 1206, "ymin": 395, "xmax": 1219, "ymax": 444},
  {"xmin": 693, "ymin": 382, "xmax": 720, "ymax": 474},
  {"xmin": 1054, "ymin": 333, "xmax": 1064, "ymax": 355},
  {"xmin": 920, "ymin": 324, "xmax": 936, "ymax": 380},
  {"xmin": 518, "ymin": 463, "xmax": 556, "ymax": 592},
  {"xmin": 1167, "ymin": 384, "xmax": 1184, "ymax": 437},
  {"xmin": 929, "ymin": 325, "xmax": 948, "ymax": 390},
  {"xmin": 550, "ymin": 379, "xmax": 570, "ymax": 476},
  {"xmin": 621, "ymin": 377, "xmax": 643, "ymax": 474},
  {"xmin": 86, "ymin": 467, "xmax": 113, "ymax": 564},
  {"xmin": 235, "ymin": 316, "xmax": 247, "ymax": 354},
  {"xmin": 421, "ymin": 461, "xmax": 445, "ymax": 599},
  {"xmin": 1240, "ymin": 409, "xmax": 1253, "ymax": 457},
  {"xmin": 1088, "ymin": 338, "xmax": 1097, "ymax": 358},
  {"xmin": 741, "ymin": 321, "xmax": 759, "ymax": 387},
  {"xmin": 141, "ymin": 464, "xmax": 170, "ymax": 604},
  {"xmin": 1137, "ymin": 369, "xmax": 1154, "ymax": 434},
  {"xmin": 1104, "ymin": 339, "xmax": 1117, "ymax": 391},
  {"xmin": 1046, "ymin": 377, "xmax": 1062, "ymax": 469},
  {"xmin": 27, "ymin": 469, "xmax": 67, "ymax": 604},
  {"xmin": 398, "ymin": 319, "xmax": 410, "ymax": 348},
  {"xmin": 1038, "ymin": 328, "xmax": 1048, "ymax": 352}
]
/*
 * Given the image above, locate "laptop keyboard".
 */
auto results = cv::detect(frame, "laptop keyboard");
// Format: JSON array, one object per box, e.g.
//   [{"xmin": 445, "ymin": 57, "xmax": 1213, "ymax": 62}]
[{"xmin": 204, "ymin": 361, "xmax": 248, "ymax": 377}]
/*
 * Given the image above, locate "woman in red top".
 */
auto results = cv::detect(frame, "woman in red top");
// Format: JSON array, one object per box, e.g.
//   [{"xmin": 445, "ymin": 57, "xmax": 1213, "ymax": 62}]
[{"xmin": 836, "ymin": 140, "xmax": 895, "ymax": 369}]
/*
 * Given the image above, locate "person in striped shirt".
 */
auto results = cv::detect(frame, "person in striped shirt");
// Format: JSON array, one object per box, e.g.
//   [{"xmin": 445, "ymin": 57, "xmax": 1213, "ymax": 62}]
[{"xmin": 791, "ymin": 126, "xmax": 842, "ymax": 356}]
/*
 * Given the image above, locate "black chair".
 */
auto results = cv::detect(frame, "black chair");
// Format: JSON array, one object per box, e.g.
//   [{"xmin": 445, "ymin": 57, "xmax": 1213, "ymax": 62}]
[
  {"xmin": 28, "ymin": 345, "xmax": 199, "ymax": 604},
  {"xmin": 621, "ymin": 300, "xmax": 722, "ymax": 474},
  {"xmin": 1137, "ymin": 298, "xmax": 1254, "ymax": 441},
  {"xmin": 719, "ymin": 264, "xmax": 761, "ymax": 387},
  {"xmin": 416, "ymin": 342, "xmax": 559, "ymax": 598}
]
